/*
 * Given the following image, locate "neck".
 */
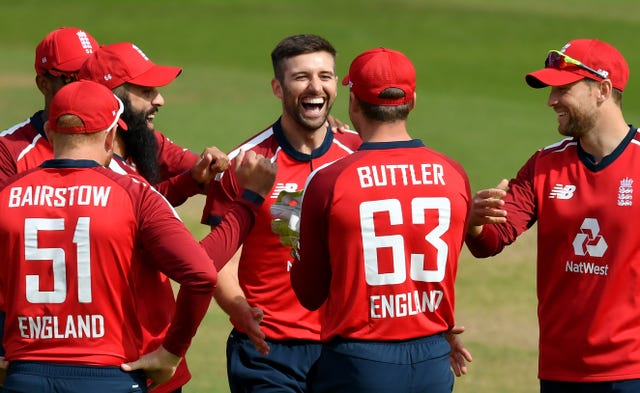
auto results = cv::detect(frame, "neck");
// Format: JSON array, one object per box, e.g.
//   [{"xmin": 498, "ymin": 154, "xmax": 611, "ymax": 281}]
[
  {"xmin": 579, "ymin": 109, "xmax": 629, "ymax": 163},
  {"xmin": 55, "ymin": 148, "xmax": 109, "ymax": 166},
  {"xmin": 279, "ymin": 115, "xmax": 328, "ymax": 154},
  {"xmin": 359, "ymin": 120, "xmax": 412, "ymax": 143},
  {"xmin": 113, "ymin": 133, "xmax": 127, "ymax": 158}
]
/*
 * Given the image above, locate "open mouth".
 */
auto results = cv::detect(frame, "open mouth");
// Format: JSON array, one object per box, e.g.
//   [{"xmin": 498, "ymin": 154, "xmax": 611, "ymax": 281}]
[
  {"xmin": 301, "ymin": 97, "xmax": 325, "ymax": 115},
  {"xmin": 146, "ymin": 111, "xmax": 157, "ymax": 128}
]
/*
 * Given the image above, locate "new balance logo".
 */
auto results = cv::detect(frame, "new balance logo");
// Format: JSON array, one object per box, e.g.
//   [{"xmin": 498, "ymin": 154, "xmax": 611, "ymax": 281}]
[
  {"xmin": 270, "ymin": 182, "xmax": 298, "ymax": 199},
  {"xmin": 548, "ymin": 184, "xmax": 576, "ymax": 199}
]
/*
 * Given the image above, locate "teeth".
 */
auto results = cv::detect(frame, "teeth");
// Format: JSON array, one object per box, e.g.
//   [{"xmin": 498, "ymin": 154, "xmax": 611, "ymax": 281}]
[{"xmin": 303, "ymin": 98, "xmax": 324, "ymax": 105}]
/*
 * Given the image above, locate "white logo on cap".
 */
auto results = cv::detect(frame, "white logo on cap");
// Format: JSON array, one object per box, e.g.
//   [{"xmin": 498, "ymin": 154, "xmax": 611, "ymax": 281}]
[
  {"xmin": 76, "ymin": 31, "xmax": 95, "ymax": 54},
  {"xmin": 104, "ymin": 74, "xmax": 112, "ymax": 81},
  {"xmin": 41, "ymin": 57, "xmax": 48, "ymax": 65},
  {"xmin": 132, "ymin": 44, "xmax": 149, "ymax": 61}
]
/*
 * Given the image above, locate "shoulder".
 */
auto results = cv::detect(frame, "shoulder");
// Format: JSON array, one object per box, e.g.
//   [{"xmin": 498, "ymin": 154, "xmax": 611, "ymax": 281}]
[
  {"xmin": 0, "ymin": 119, "xmax": 41, "ymax": 146},
  {"xmin": 537, "ymin": 138, "xmax": 577, "ymax": 158},
  {"xmin": 332, "ymin": 129, "xmax": 362, "ymax": 150},
  {"xmin": 228, "ymin": 125, "xmax": 278, "ymax": 159}
]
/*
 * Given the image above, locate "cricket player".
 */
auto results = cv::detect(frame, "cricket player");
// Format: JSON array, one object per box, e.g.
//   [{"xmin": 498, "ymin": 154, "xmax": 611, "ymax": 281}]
[
  {"xmin": 0, "ymin": 80, "xmax": 217, "ymax": 393},
  {"xmin": 290, "ymin": 48, "xmax": 472, "ymax": 392},
  {"xmin": 201, "ymin": 34, "xmax": 362, "ymax": 392},
  {"xmin": 466, "ymin": 39, "xmax": 640, "ymax": 393}
]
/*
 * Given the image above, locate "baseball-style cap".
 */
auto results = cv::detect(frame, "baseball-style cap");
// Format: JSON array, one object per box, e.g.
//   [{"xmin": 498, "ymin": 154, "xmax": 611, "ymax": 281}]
[
  {"xmin": 78, "ymin": 42, "xmax": 182, "ymax": 89},
  {"xmin": 48, "ymin": 80, "xmax": 126, "ymax": 134},
  {"xmin": 342, "ymin": 47, "xmax": 416, "ymax": 106},
  {"xmin": 526, "ymin": 38, "xmax": 629, "ymax": 91},
  {"xmin": 35, "ymin": 27, "xmax": 99, "ymax": 76}
]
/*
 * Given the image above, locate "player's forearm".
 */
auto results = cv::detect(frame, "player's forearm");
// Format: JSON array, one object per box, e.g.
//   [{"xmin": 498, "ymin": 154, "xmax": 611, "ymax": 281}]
[
  {"xmin": 464, "ymin": 224, "xmax": 504, "ymax": 258},
  {"xmin": 163, "ymin": 289, "xmax": 213, "ymax": 357},
  {"xmin": 200, "ymin": 190, "xmax": 263, "ymax": 271}
]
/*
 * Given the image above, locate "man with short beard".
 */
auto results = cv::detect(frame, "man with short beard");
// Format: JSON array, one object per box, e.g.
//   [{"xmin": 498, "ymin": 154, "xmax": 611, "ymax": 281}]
[
  {"xmin": 466, "ymin": 38, "xmax": 640, "ymax": 393},
  {"xmin": 200, "ymin": 34, "xmax": 362, "ymax": 393}
]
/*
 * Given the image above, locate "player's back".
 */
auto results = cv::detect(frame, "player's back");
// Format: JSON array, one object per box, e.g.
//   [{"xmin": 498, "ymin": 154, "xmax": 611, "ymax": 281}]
[
  {"xmin": 306, "ymin": 140, "xmax": 471, "ymax": 341},
  {"xmin": 0, "ymin": 160, "xmax": 154, "ymax": 365}
]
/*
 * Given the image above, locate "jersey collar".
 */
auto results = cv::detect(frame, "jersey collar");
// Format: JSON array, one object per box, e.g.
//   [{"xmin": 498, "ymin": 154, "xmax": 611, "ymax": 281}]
[
  {"xmin": 272, "ymin": 117, "xmax": 334, "ymax": 162},
  {"xmin": 577, "ymin": 125, "xmax": 637, "ymax": 172},
  {"xmin": 359, "ymin": 139, "xmax": 425, "ymax": 150},
  {"xmin": 41, "ymin": 159, "xmax": 102, "ymax": 168}
]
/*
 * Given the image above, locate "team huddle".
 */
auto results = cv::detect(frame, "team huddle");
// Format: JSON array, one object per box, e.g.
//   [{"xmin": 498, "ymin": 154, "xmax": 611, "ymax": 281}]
[{"xmin": 0, "ymin": 25, "xmax": 637, "ymax": 393}]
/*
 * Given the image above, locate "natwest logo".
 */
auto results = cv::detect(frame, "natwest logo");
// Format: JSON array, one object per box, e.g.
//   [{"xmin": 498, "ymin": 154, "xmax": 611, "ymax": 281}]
[{"xmin": 572, "ymin": 218, "xmax": 607, "ymax": 257}]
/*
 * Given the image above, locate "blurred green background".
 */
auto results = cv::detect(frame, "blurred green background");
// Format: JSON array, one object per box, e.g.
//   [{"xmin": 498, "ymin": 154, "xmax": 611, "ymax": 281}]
[{"xmin": 2, "ymin": 1, "xmax": 639, "ymax": 392}]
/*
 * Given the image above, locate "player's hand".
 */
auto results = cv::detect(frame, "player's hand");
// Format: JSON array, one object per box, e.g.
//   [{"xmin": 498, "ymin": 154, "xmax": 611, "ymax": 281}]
[
  {"xmin": 445, "ymin": 326, "xmax": 472, "ymax": 377},
  {"xmin": 237, "ymin": 305, "xmax": 270, "ymax": 355},
  {"xmin": 234, "ymin": 150, "xmax": 277, "ymax": 198},
  {"xmin": 191, "ymin": 146, "xmax": 230, "ymax": 185},
  {"xmin": 467, "ymin": 179, "xmax": 509, "ymax": 237},
  {"xmin": 270, "ymin": 190, "xmax": 302, "ymax": 257},
  {"xmin": 120, "ymin": 346, "xmax": 181, "ymax": 390},
  {"xmin": 0, "ymin": 356, "xmax": 7, "ymax": 386},
  {"xmin": 327, "ymin": 115, "xmax": 350, "ymax": 134}
]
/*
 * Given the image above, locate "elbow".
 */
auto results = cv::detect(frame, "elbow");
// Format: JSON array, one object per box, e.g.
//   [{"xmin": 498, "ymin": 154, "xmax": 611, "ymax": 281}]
[{"xmin": 190, "ymin": 267, "xmax": 218, "ymax": 295}]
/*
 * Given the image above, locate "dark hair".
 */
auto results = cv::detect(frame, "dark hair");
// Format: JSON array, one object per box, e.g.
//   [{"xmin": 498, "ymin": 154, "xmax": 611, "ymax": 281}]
[
  {"xmin": 357, "ymin": 88, "xmax": 412, "ymax": 121},
  {"xmin": 271, "ymin": 34, "xmax": 336, "ymax": 81}
]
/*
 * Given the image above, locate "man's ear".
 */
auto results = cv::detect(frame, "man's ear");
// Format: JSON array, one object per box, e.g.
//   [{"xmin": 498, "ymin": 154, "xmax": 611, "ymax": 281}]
[
  {"xmin": 43, "ymin": 120, "xmax": 53, "ymax": 141},
  {"xmin": 104, "ymin": 126, "xmax": 117, "ymax": 153},
  {"xmin": 271, "ymin": 77, "xmax": 283, "ymax": 99},
  {"xmin": 597, "ymin": 79, "xmax": 613, "ymax": 103}
]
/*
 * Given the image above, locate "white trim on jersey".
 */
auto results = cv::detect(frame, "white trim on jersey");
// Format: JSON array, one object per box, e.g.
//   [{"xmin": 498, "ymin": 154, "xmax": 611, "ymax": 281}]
[
  {"xmin": 1, "ymin": 119, "xmax": 44, "ymax": 162},
  {"xmin": 214, "ymin": 127, "xmax": 275, "ymax": 182},
  {"xmin": 17, "ymin": 133, "xmax": 43, "ymax": 162},
  {"xmin": 0, "ymin": 118, "xmax": 30, "ymax": 136}
]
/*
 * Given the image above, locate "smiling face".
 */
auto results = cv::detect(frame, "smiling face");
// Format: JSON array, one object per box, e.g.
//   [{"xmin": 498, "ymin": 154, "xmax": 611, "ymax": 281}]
[
  {"xmin": 547, "ymin": 79, "xmax": 600, "ymax": 138},
  {"xmin": 272, "ymin": 51, "xmax": 337, "ymax": 133}
]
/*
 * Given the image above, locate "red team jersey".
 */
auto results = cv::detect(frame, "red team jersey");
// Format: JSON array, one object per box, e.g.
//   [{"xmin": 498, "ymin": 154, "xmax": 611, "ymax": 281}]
[
  {"xmin": 291, "ymin": 140, "xmax": 471, "ymax": 341},
  {"xmin": 466, "ymin": 127, "xmax": 640, "ymax": 382},
  {"xmin": 202, "ymin": 119, "xmax": 361, "ymax": 340},
  {"xmin": 0, "ymin": 114, "xmax": 53, "ymax": 178},
  {"xmin": 0, "ymin": 114, "xmax": 203, "ymax": 392},
  {"xmin": 0, "ymin": 160, "xmax": 216, "ymax": 364}
]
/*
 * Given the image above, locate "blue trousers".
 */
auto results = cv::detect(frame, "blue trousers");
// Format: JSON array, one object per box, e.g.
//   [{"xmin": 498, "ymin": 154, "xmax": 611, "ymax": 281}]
[
  {"xmin": 226, "ymin": 329, "xmax": 321, "ymax": 393},
  {"xmin": 541, "ymin": 379, "xmax": 640, "ymax": 393},
  {"xmin": 308, "ymin": 334, "xmax": 454, "ymax": 393},
  {"xmin": 3, "ymin": 361, "xmax": 147, "ymax": 393}
]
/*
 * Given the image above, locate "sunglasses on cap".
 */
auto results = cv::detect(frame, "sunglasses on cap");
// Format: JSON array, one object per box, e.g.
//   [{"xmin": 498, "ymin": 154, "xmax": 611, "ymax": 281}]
[{"xmin": 545, "ymin": 50, "xmax": 609, "ymax": 80}]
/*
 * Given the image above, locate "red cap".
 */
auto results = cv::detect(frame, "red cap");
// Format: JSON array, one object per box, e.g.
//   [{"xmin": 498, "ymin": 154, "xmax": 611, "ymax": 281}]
[
  {"xmin": 48, "ymin": 80, "xmax": 126, "ymax": 134},
  {"xmin": 342, "ymin": 48, "xmax": 416, "ymax": 106},
  {"xmin": 78, "ymin": 42, "xmax": 182, "ymax": 89},
  {"xmin": 526, "ymin": 38, "xmax": 629, "ymax": 91},
  {"xmin": 35, "ymin": 27, "xmax": 99, "ymax": 76}
]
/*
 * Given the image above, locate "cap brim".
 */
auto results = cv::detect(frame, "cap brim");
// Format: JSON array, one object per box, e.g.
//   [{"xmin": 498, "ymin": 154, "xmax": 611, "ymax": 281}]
[
  {"xmin": 50, "ymin": 57, "xmax": 88, "ymax": 74},
  {"xmin": 525, "ymin": 68, "xmax": 585, "ymax": 88},
  {"xmin": 128, "ymin": 65, "xmax": 182, "ymax": 88},
  {"xmin": 341, "ymin": 74, "xmax": 350, "ymax": 86}
]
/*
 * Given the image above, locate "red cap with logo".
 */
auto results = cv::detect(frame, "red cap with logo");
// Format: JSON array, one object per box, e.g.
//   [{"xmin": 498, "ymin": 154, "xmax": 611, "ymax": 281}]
[
  {"xmin": 48, "ymin": 80, "xmax": 126, "ymax": 134},
  {"xmin": 342, "ymin": 47, "xmax": 416, "ymax": 106},
  {"xmin": 35, "ymin": 27, "xmax": 99, "ymax": 76},
  {"xmin": 78, "ymin": 42, "xmax": 182, "ymax": 89},
  {"xmin": 526, "ymin": 38, "xmax": 629, "ymax": 91}
]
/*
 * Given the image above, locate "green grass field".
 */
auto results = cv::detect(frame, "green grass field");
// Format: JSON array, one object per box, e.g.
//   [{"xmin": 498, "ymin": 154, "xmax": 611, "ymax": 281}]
[{"xmin": 2, "ymin": 1, "xmax": 640, "ymax": 392}]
